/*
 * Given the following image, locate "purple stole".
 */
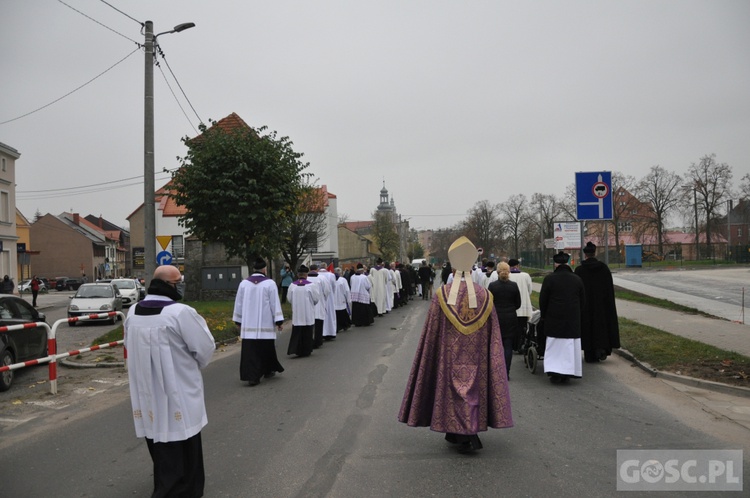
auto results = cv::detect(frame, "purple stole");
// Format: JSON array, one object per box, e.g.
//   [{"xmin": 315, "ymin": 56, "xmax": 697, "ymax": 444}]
[
  {"xmin": 293, "ymin": 279, "xmax": 312, "ymax": 286},
  {"xmin": 248, "ymin": 274, "xmax": 269, "ymax": 284}
]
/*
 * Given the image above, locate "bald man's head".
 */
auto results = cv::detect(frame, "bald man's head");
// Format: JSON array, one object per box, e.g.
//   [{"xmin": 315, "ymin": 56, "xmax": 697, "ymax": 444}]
[{"xmin": 153, "ymin": 265, "xmax": 181, "ymax": 283}]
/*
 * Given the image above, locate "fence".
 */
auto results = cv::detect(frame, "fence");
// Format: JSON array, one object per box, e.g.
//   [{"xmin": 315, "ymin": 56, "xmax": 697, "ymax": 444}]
[{"xmin": 0, "ymin": 311, "xmax": 126, "ymax": 394}]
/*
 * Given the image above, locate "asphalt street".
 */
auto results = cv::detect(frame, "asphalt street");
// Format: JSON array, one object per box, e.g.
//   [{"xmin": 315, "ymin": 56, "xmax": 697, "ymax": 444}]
[{"xmin": 1, "ymin": 291, "xmax": 748, "ymax": 497}]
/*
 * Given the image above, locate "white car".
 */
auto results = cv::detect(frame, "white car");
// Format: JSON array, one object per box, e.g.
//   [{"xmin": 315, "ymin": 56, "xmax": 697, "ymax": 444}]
[
  {"xmin": 67, "ymin": 283, "xmax": 123, "ymax": 326},
  {"xmin": 18, "ymin": 280, "xmax": 46, "ymax": 293},
  {"xmin": 110, "ymin": 279, "xmax": 142, "ymax": 307}
]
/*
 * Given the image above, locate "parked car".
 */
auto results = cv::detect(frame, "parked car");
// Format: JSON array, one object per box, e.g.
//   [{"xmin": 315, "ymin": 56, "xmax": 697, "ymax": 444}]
[
  {"xmin": 0, "ymin": 295, "xmax": 48, "ymax": 391},
  {"xmin": 55, "ymin": 277, "xmax": 83, "ymax": 291},
  {"xmin": 67, "ymin": 283, "xmax": 123, "ymax": 326},
  {"xmin": 18, "ymin": 280, "xmax": 47, "ymax": 293},
  {"xmin": 110, "ymin": 278, "xmax": 141, "ymax": 307}
]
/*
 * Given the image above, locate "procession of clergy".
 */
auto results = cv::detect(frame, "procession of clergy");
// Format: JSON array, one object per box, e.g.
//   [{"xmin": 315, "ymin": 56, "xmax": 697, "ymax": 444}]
[{"xmin": 232, "ymin": 237, "xmax": 618, "ymax": 452}]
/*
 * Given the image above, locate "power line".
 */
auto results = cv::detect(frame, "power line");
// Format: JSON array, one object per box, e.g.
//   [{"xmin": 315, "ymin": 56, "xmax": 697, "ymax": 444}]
[
  {"xmin": 97, "ymin": 0, "xmax": 142, "ymax": 26},
  {"xmin": 0, "ymin": 47, "xmax": 140, "ymax": 126},
  {"xmin": 57, "ymin": 0, "xmax": 140, "ymax": 44},
  {"xmin": 157, "ymin": 62, "xmax": 199, "ymax": 135},
  {"xmin": 17, "ymin": 174, "xmax": 172, "ymax": 200},
  {"xmin": 156, "ymin": 45, "xmax": 204, "ymax": 128}
]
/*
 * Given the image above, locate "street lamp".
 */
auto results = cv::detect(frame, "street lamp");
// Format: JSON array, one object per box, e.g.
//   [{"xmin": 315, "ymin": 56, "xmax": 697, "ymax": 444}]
[{"xmin": 144, "ymin": 20, "xmax": 194, "ymax": 283}]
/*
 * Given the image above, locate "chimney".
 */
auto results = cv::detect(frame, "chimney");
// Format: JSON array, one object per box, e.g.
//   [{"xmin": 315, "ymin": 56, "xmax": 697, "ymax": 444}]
[
  {"xmin": 98, "ymin": 215, "xmax": 104, "ymax": 228},
  {"xmin": 73, "ymin": 213, "xmax": 80, "ymax": 225}
]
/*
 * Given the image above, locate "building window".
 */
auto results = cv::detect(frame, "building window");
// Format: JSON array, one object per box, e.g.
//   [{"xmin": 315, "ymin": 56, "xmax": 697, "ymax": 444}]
[
  {"xmin": 1, "ymin": 158, "xmax": 5, "ymax": 172},
  {"xmin": 738, "ymin": 228, "xmax": 743, "ymax": 238},
  {"xmin": 172, "ymin": 235, "xmax": 184, "ymax": 258},
  {"xmin": 617, "ymin": 222, "xmax": 633, "ymax": 233},
  {"xmin": 0, "ymin": 191, "xmax": 8, "ymax": 222}
]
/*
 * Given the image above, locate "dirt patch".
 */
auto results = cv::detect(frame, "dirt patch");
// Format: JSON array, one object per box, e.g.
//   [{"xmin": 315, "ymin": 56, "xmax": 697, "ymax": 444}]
[{"xmin": 668, "ymin": 358, "xmax": 750, "ymax": 388}]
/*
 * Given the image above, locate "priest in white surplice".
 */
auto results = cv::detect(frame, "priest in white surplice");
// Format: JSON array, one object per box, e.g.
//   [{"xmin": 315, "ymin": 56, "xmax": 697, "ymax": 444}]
[
  {"xmin": 317, "ymin": 263, "xmax": 338, "ymax": 341},
  {"xmin": 287, "ymin": 265, "xmax": 320, "ymax": 357},
  {"xmin": 233, "ymin": 258, "xmax": 285, "ymax": 386},
  {"xmin": 125, "ymin": 265, "xmax": 215, "ymax": 497},
  {"xmin": 369, "ymin": 258, "xmax": 389, "ymax": 316},
  {"xmin": 307, "ymin": 264, "xmax": 331, "ymax": 348}
]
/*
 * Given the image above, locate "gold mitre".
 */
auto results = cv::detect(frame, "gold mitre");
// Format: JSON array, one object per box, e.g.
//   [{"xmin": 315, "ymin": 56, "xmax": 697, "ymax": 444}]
[{"xmin": 447, "ymin": 236, "xmax": 478, "ymax": 307}]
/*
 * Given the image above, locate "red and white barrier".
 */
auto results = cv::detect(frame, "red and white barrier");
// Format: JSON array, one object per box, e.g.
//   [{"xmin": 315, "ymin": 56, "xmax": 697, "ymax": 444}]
[{"xmin": 0, "ymin": 311, "xmax": 126, "ymax": 394}]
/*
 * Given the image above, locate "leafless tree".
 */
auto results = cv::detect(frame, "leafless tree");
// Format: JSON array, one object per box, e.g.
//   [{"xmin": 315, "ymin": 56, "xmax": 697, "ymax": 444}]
[
  {"xmin": 636, "ymin": 165, "xmax": 682, "ymax": 255},
  {"xmin": 280, "ymin": 184, "xmax": 330, "ymax": 272},
  {"xmin": 737, "ymin": 173, "xmax": 750, "ymax": 201},
  {"xmin": 685, "ymin": 154, "xmax": 733, "ymax": 255},
  {"xmin": 499, "ymin": 194, "xmax": 529, "ymax": 258},
  {"xmin": 531, "ymin": 193, "xmax": 561, "ymax": 263},
  {"xmin": 461, "ymin": 200, "xmax": 504, "ymax": 257},
  {"xmin": 429, "ymin": 225, "xmax": 462, "ymax": 263}
]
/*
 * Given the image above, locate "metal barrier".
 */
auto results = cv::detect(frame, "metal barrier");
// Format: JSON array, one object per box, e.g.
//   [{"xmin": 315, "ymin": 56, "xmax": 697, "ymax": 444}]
[{"xmin": 0, "ymin": 311, "xmax": 126, "ymax": 394}]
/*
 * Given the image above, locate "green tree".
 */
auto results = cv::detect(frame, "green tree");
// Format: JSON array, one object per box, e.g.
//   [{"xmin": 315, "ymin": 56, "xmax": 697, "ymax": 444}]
[
  {"xmin": 172, "ymin": 121, "xmax": 309, "ymax": 266},
  {"xmin": 372, "ymin": 212, "xmax": 400, "ymax": 262},
  {"xmin": 407, "ymin": 241, "xmax": 425, "ymax": 262}
]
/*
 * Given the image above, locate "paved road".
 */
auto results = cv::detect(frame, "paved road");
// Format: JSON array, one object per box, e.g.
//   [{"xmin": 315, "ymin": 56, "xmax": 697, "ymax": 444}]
[
  {"xmin": 612, "ymin": 266, "xmax": 750, "ymax": 323},
  {"xmin": 1, "ymin": 298, "xmax": 748, "ymax": 497}
]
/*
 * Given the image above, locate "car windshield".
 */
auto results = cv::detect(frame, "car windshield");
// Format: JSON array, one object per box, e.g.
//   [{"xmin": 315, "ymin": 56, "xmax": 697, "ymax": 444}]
[
  {"xmin": 75, "ymin": 285, "xmax": 114, "ymax": 298},
  {"xmin": 113, "ymin": 280, "xmax": 135, "ymax": 289}
]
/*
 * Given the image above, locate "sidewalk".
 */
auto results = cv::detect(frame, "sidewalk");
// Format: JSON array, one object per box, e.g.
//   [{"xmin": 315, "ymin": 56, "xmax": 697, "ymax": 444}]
[{"xmin": 532, "ymin": 279, "xmax": 750, "ymax": 432}]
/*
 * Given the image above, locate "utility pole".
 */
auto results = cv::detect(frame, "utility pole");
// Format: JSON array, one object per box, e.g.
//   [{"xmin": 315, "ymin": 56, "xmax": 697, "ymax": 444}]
[
  {"xmin": 143, "ymin": 20, "xmax": 194, "ymax": 284},
  {"xmin": 144, "ymin": 20, "xmax": 156, "ymax": 284}
]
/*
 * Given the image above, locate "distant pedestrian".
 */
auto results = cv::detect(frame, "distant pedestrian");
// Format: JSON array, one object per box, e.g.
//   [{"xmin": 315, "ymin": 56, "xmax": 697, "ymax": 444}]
[
  {"xmin": 487, "ymin": 262, "xmax": 521, "ymax": 377},
  {"xmin": 418, "ymin": 260, "xmax": 431, "ymax": 300},
  {"xmin": 81, "ymin": 273, "xmax": 88, "ymax": 284},
  {"xmin": 574, "ymin": 242, "xmax": 620, "ymax": 363},
  {"xmin": 233, "ymin": 258, "xmax": 285, "ymax": 386},
  {"xmin": 31, "ymin": 275, "xmax": 42, "ymax": 307},
  {"xmin": 280, "ymin": 264, "xmax": 294, "ymax": 304},
  {"xmin": 287, "ymin": 265, "xmax": 319, "ymax": 357},
  {"xmin": 124, "ymin": 264, "xmax": 215, "ymax": 497},
  {"xmin": 539, "ymin": 251, "xmax": 585, "ymax": 384},
  {"xmin": 1, "ymin": 275, "xmax": 13, "ymax": 294}
]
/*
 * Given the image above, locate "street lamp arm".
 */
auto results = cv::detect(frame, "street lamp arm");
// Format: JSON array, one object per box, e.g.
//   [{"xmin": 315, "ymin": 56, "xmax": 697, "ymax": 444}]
[{"xmin": 155, "ymin": 22, "xmax": 196, "ymax": 39}]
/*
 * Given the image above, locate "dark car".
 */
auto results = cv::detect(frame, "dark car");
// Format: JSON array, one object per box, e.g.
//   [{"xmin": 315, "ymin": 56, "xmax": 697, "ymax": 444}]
[
  {"xmin": 55, "ymin": 277, "xmax": 83, "ymax": 291},
  {"xmin": 0, "ymin": 296, "xmax": 48, "ymax": 391}
]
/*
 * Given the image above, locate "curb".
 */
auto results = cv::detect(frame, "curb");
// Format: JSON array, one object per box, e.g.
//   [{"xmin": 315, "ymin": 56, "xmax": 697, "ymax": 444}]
[{"xmin": 614, "ymin": 348, "xmax": 750, "ymax": 399}]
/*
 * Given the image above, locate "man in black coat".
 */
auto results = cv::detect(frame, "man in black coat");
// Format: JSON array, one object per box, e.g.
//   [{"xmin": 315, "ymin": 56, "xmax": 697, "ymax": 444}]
[
  {"xmin": 539, "ymin": 251, "xmax": 585, "ymax": 383},
  {"xmin": 574, "ymin": 242, "xmax": 620, "ymax": 363}
]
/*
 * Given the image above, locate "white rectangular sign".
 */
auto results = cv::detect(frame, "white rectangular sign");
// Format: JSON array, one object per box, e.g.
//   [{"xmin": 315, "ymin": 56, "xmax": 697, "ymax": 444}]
[{"xmin": 553, "ymin": 222, "xmax": 581, "ymax": 250}]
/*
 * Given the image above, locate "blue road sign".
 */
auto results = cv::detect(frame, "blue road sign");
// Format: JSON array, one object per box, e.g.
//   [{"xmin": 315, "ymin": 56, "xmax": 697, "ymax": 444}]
[
  {"xmin": 576, "ymin": 171, "xmax": 613, "ymax": 220},
  {"xmin": 157, "ymin": 250, "xmax": 173, "ymax": 266}
]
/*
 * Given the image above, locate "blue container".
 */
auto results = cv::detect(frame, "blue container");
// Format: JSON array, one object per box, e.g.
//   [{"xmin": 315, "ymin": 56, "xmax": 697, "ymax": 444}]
[{"xmin": 625, "ymin": 244, "xmax": 642, "ymax": 267}]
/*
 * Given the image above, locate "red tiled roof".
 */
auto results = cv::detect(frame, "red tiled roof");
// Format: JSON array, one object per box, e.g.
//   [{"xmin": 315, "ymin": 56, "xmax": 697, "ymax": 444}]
[
  {"xmin": 188, "ymin": 112, "xmax": 256, "ymax": 145},
  {"xmin": 156, "ymin": 180, "xmax": 187, "ymax": 217},
  {"xmin": 342, "ymin": 220, "xmax": 374, "ymax": 232}
]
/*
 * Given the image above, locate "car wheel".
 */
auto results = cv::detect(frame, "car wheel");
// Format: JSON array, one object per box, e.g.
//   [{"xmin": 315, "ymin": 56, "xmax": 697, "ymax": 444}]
[{"xmin": 0, "ymin": 350, "xmax": 14, "ymax": 392}]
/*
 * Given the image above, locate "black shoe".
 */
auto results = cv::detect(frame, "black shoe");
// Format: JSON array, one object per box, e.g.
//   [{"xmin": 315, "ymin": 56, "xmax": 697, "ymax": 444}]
[
  {"xmin": 248, "ymin": 379, "xmax": 260, "ymax": 386},
  {"xmin": 264, "ymin": 372, "xmax": 276, "ymax": 379}
]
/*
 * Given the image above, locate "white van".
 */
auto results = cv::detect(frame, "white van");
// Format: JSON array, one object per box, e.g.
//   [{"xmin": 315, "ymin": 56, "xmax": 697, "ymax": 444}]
[{"xmin": 411, "ymin": 259, "xmax": 427, "ymax": 270}]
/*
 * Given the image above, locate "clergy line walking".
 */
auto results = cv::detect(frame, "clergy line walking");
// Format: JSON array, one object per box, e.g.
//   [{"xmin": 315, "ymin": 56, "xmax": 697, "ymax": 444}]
[{"xmin": 233, "ymin": 258, "xmax": 285, "ymax": 387}]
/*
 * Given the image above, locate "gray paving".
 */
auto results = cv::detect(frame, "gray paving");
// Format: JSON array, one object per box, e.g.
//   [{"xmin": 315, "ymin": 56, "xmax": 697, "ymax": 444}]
[{"xmin": 534, "ymin": 271, "xmax": 750, "ymax": 433}]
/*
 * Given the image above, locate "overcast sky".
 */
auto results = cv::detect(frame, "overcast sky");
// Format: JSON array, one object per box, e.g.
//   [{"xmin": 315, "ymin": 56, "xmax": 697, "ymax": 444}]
[{"xmin": 1, "ymin": 0, "xmax": 748, "ymax": 232}]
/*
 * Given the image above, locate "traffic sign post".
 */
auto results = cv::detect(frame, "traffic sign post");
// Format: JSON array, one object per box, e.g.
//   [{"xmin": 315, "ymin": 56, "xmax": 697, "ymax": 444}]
[
  {"xmin": 576, "ymin": 171, "xmax": 613, "ymax": 221},
  {"xmin": 157, "ymin": 251, "xmax": 173, "ymax": 266}
]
